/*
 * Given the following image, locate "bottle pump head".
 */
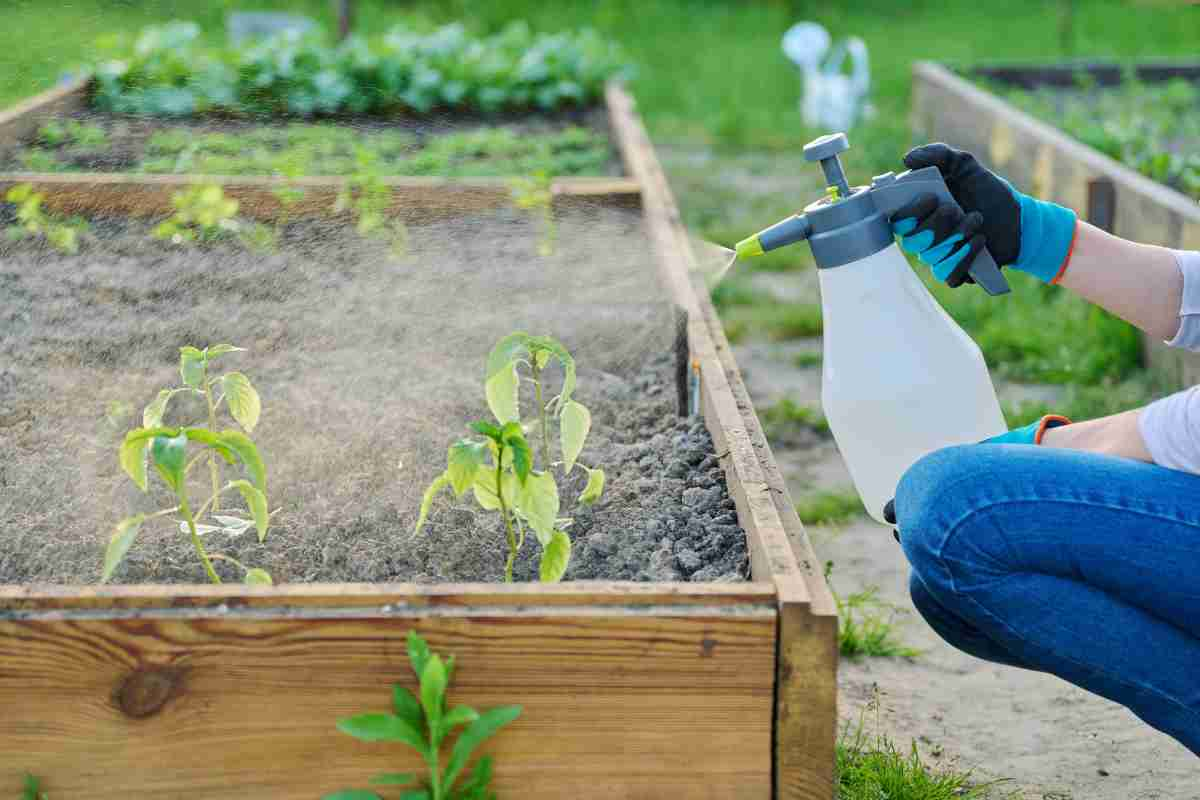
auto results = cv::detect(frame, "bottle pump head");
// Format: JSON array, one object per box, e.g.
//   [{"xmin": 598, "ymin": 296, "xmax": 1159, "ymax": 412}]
[{"xmin": 735, "ymin": 132, "xmax": 1010, "ymax": 295}]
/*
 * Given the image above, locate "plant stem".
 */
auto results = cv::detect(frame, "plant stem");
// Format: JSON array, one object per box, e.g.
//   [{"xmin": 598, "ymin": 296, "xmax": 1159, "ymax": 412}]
[
  {"xmin": 179, "ymin": 489, "xmax": 221, "ymax": 584},
  {"xmin": 495, "ymin": 455, "xmax": 518, "ymax": 584},
  {"xmin": 532, "ymin": 361, "xmax": 551, "ymax": 470},
  {"xmin": 428, "ymin": 740, "xmax": 442, "ymax": 800},
  {"xmin": 204, "ymin": 367, "xmax": 221, "ymax": 512}
]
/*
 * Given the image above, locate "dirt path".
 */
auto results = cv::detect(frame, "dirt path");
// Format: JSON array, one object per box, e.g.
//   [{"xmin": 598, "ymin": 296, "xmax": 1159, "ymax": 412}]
[{"xmin": 731, "ymin": 272, "xmax": 1199, "ymax": 798}]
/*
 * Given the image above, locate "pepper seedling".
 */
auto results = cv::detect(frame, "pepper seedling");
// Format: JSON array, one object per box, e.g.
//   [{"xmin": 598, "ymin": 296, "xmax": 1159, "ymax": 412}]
[
  {"xmin": 4, "ymin": 183, "xmax": 87, "ymax": 254},
  {"xmin": 327, "ymin": 630, "xmax": 522, "ymax": 800},
  {"xmin": 104, "ymin": 344, "xmax": 273, "ymax": 585},
  {"xmin": 153, "ymin": 182, "xmax": 275, "ymax": 251},
  {"xmin": 509, "ymin": 170, "xmax": 555, "ymax": 256},
  {"xmin": 415, "ymin": 333, "xmax": 604, "ymax": 583}
]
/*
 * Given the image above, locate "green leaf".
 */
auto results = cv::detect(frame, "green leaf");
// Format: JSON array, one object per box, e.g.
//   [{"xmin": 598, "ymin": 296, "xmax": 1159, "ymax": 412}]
[
  {"xmin": 533, "ymin": 349, "xmax": 551, "ymax": 370},
  {"xmin": 243, "ymin": 567, "xmax": 273, "ymax": 585},
  {"xmin": 485, "ymin": 332, "xmax": 533, "ymax": 378},
  {"xmin": 502, "ymin": 424, "xmax": 532, "ymax": 484},
  {"xmin": 102, "ymin": 514, "xmax": 144, "ymax": 583},
  {"xmin": 447, "ymin": 440, "xmax": 487, "ymax": 496},
  {"xmin": 222, "ymin": 372, "xmax": 261, "ymax": 432},
  {"xmin": 420, "ymin": 654, "xmax": 447, "ymax": 730},
  {"xmin": 119, "ymin": 426, "xmax": 177, "ymax": 490},
  {"xmin": 205, "ymin": 343, "xmax": 245, "ymax": 358},
  {"xmin": 407, "ymin": 630, "xmax": 432, "ymax": 681},
  {"xmin": 415, "ymin": 472, "xmax": 451, "ymax": 535},
  {"xmin": 180, "ymin": 427, "xmax": 237, "ymax": 466},
  {"xmin": 442, "ymin": 705, "xmax": 480, "ymax": 733},
  {"xmin": 179, "ymin": 346, "xmax": 205, "ymax": 388},
  {"xmin": 518, "ymin": 471, "xmax": 558, "ymax": 545},
  {"xmin": 142, "ymin": 388, "xmax": 175, "ymax": 428},
  {"xmin": 485, "ymin": 363, "xmax": 520, "ymax": 424},
  {"xmin": 151, "ymin": 432, "xmax": 188, "ymax": 490},
  {"xmin": 469, "ymin": 420, "xmax": 503, "ymax": 441},
  {"xmin": 539, "ymin": 530, "xmax": 571, "ymax": 583},
  {"xmin": 214, "ymin": 429, "xmax": 266, "ymax": 493},
  {"xmin": 455, "ymin": 756, "xmax": 494, "ymax": 800},
  {"xmin": 559, "ymin": 400, "xmax": 591, "ymax": 473},
  {"xmin": 322, "ymin": 791, "xmax": 382, "ymax": 800},
  {"xmin": 370, "ymin": 773, "xmax": 417, "ymax": 786},
  {"xmin": 443, "ymin": 706, "xmax": 523, "ymax": 791},
  {"xmin": 472, "ymin": 469, "xmax": 501, "ymax": 511},
  {"xmin": 392, "ymin": 684, "xmax": 423, "ymax": 730},
  {"xmin": 579, "ymin": 466, "xmax": 605, "ymax": 506},
  {"xmin": 336, "ymin": 713, "xmax": 426, "ymax": 753},
  {"xmin": 228, "ymin": 479, "xmax": 269, "ymax": 541},
  {"xmin": 525, "ymin": 335, "xmax": 575, "ymax": 407}
]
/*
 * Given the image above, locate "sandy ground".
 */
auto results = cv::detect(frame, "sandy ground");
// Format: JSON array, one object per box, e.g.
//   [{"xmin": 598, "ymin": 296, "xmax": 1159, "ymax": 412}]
[{"xmin": 731, "ymin": 269, "xmax": 1198, "ymax": 798}]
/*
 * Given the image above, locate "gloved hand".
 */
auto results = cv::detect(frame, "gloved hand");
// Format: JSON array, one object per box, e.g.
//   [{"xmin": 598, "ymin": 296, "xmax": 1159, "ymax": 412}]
[
  {"xmin": 881, "ymin": 415, "xmax": 1071, "ymax": 537},
  {"xmin": 890, "ymin": 143, "xmax": 1079, "ymax": 287}
]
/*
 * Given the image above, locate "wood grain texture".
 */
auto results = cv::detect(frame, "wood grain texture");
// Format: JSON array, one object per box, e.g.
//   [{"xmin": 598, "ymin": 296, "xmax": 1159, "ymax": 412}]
[
  {"xmin": 607, "ymin": 81, "xmax": 838, "ymax": 800},
  {"xmin": 0, "ymin": 580, "xmax": 777, "ymax": 613},
  {"xmin": 0, "ymin": 79, "xmax": 88, "ymax": 145},
  {"xmin": 0, "ymin": 173, "xmax": 642, "ymax": 221},
  {"xmin": 913, "ymin": 60, "xmax": 1200, "ymax": 390},
  {"xmin": 1, "ymin": 602, "xmax": 776, "ymax": 799}
]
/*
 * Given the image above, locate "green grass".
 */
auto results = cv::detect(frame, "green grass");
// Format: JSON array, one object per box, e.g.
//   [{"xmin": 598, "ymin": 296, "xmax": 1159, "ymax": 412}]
[
  {"xmin": 1003, "ymin": 373, "xmax": 1165, "ymax": 428},
  {"xmin": 836, "ymin": 585, "xmax": 921, "ymax": 661},
  {"xmin": 760, "ymin": 398, "xmax": 831, "ymax": 439},
  {"xmin": 793, "ymin": 350, "xmax": 822, "ymax": 368},
  {"xmin": 837, "ymin": 716, "xmax": 999, "ymax": 800},
  {"xmin": 796, "ymin": 489, "xmax": 864, "ymax": 526},
  {"xmin": 721, "ymin": 302, "xmax": 823, "ymax": 343}
]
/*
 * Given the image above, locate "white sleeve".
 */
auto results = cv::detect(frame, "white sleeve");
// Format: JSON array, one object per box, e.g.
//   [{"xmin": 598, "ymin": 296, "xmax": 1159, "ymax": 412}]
[
  {"xmin": 1138, "ymin": 387, "xmax": 1200, "ymax": 474},
  {"xmin": 1166, "ymin": 249, "xmax": 1200, "ymax": 351}
]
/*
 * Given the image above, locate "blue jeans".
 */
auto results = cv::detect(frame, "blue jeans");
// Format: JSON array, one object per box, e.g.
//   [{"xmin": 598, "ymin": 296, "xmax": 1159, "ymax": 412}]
[{"xmin": 895, "ymin": 444, "xmax": 1200, "ymax": 756}]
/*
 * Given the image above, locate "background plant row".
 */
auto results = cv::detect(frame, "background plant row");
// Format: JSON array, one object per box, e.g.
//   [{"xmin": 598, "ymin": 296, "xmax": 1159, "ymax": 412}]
[
  {"xmin": 87, "ymin": 20, "xmax": 633, "ymax": 118},
  {"xmin": 984, "ymin": 74, "xmax": 1200, "ymax": 200}
]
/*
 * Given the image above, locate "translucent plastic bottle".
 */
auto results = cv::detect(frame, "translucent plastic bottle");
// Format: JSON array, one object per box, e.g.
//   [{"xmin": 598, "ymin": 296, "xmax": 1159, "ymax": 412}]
[{"xmin": 818, "ymin": 242, "xmax": 1007, "ymax": 523}]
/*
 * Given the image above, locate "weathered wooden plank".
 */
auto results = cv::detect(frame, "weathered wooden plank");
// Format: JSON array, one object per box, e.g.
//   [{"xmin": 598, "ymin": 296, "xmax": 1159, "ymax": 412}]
[
  {"xmin": 606, "ymin": 81, "xmax": 837, "ymax": 800},
  {"xmin": 0, "ymin": 79, "xmax": 89, "ymax": 144},
  {"xmin": 1, "ymin": 604, "xmax": 776, "ymax": 799},
  {"xmin": 0, "ymin": 172, "xmax": 642, "ymax": 221},
  {"xmin": 0, "ymin": 580, "xmax": 777, "ymax": 613},
  {"xmin": 971, "ymin": 61, "xmax": 1200, "ymax": 90}
]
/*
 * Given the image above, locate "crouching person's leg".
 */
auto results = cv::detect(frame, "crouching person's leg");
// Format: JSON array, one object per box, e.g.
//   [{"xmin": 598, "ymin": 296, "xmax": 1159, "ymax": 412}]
[{"xmin": 894, "ymin": 444, "xmax": 1200, "ymax": 756}]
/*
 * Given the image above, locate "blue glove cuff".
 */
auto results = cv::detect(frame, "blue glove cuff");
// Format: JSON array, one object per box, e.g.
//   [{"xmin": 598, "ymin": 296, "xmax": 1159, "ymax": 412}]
[
  {"xmin": 984, "ymin": 415, "xmax": 1071, "ymax": 445},
  {"xmin": 1011, "ymin": 191, "xmax": 1078, "ymax": 284}
]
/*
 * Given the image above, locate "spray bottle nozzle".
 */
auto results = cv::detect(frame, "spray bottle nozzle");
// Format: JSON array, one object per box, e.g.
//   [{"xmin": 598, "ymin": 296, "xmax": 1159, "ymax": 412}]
[{"xmin": 735, "ymin": 214, "xmax": 812, "ymax": 259}]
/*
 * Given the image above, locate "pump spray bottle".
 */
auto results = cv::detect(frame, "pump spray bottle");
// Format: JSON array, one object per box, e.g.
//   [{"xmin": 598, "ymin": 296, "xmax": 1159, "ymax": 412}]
[{"xmin": 735, "ymin": 133, "xmax": 1008, "ymax": 523}]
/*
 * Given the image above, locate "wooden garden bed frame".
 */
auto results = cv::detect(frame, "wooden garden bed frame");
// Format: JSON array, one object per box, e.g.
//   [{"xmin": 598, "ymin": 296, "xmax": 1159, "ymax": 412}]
[
  {"xmin": 913, "ymin": 60, "xmax": 1200, "ymax": 388},
  {"xmin": 0, "ymin": 80, "xmax": 837, "ymax": 799}
]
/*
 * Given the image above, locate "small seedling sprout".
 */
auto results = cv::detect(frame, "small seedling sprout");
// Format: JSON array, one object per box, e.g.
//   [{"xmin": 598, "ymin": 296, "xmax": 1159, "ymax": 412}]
[
  {"xmin": 327, "ymin": 630, "xmax": 522, "ymax": 800},
  {"xmin": 105, "ymin": 344, "xmax": 274, "ymax": 585},
  {"xmin": 4, "ymin": 183, "xmax": 87, "ymax": 254},
  {"xmin": 415, "ymin": 333, "xmax": 605, "ymax": 583}
]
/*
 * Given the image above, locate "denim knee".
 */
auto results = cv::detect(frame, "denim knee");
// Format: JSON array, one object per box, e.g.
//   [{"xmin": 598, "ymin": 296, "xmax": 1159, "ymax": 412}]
[{"xmin": 894, "ymin": 444, "xmax": 982, "ymax": 578}]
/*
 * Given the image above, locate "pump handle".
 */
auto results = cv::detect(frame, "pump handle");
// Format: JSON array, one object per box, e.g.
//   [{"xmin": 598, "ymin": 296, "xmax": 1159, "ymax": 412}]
[{"xmin": 870, "ymin": 167, "xmax": 1011, "ymax": 296}]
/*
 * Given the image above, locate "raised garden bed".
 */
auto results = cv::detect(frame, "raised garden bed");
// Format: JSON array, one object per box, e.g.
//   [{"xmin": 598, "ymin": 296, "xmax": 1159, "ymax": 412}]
[
  {"xmin": 0, "ymin": 78, "xmax": 640, "ymax": 220},
  {"xmin": 0, "ymin": 83, "xmax": 837, "ymax": 799},
  {"xmin": 913, "ymin": 60, "xmax": 1200, "ymax": 390}
]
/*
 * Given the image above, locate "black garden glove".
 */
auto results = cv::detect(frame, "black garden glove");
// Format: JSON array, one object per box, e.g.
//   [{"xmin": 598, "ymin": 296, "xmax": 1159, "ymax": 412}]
[{"xmin": 889, "ymin": 143, "xmax": 1078, "ymax": 287}]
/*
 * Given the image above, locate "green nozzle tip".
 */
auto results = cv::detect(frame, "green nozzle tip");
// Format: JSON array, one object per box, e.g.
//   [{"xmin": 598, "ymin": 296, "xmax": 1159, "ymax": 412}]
[{"xmin": 735, "ymin": 236, "xmax": 763, "ymax": 259}]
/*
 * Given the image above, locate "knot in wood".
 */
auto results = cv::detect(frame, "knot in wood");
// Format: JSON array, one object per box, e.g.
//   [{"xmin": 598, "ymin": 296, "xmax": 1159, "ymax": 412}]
[{"xmin": 115, "ymin": 667, "xmax": 183, "ymax": 718}]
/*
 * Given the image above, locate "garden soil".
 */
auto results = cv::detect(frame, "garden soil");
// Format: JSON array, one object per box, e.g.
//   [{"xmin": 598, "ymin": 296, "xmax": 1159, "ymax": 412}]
[{"xmin": 0, "ymin": 205, "xmax": 747, "ymax": 585}]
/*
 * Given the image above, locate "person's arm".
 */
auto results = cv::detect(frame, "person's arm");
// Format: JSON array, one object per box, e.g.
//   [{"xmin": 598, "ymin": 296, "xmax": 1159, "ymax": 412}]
[
  {"xmin": 1057, "ymin": 221, "xmax": 1182, "ymax": 343},
  {"xmin": 1038, "ymin": 407, "xmax": 1154, "ymax": 461}
]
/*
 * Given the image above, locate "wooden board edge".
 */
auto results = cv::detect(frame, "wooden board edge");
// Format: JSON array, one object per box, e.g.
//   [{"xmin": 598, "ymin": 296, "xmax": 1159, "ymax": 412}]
[
  {"xmin": 912, "ymin": 61, "xmax": 1200, "ymax": 222},
  {"xmin": 0, "ymin": 78, "xmax": 90, "ymax": 143},
  {"xmin": 0, "ymin": 173, "xmax": 642, "ymax": 220},
  {"xmin": 606, "ymin": 79, "xmax": 836, "ymax": 799},
  {"xmin": 0, "ymin": 579, "xmax": 778, "ymax": 614}
]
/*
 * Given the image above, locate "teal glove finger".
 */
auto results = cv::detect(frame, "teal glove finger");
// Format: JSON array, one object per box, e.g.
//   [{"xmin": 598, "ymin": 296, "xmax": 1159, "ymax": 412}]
[{"xmin": 983, "ymin": 414, "xmax": 1070, "ymax": 445}]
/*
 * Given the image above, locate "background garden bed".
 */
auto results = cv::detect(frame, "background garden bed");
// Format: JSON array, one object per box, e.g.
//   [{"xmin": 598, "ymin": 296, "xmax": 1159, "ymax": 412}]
[{"xmin": 914, "ymin": 60, "xmax": 1200, "ymax": 390}]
